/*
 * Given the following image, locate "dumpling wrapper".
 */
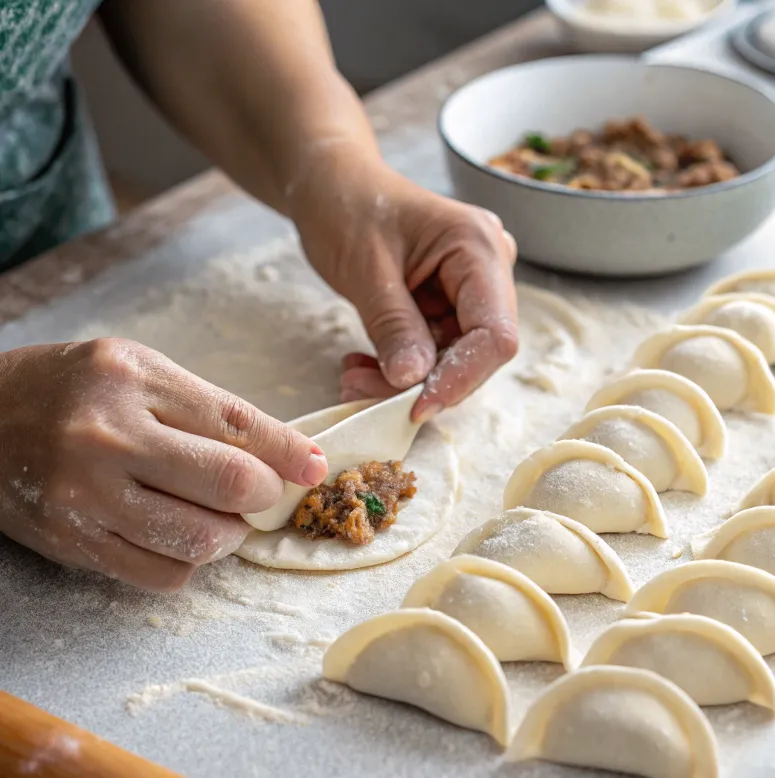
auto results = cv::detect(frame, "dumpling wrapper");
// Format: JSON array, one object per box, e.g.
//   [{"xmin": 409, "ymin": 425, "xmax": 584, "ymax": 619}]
[
  {"xmin": 736, "ymin": 468, "xmax": 775, "ymax": 514},
  {"xmin": 503, "ymin": 439, "xmax": 668, "ymax": 537},
  {"xmin": 692, "ymin": 506, "xmax": 775, "ymax": 575},
  {"xmin": 631, "ymin": 324, "xmax": 775, "ymax": 413},
  {"xmin": 585, "ymin": 368, "xmax": 726, "ymax": 459},
  {"xmin": 243, "ymin": 386, "xmax": 424, "ymax": 532},
  {"xmin": 237, "ymin": 423, "xmax": 457, "ymax": 569},
  {"xmin": 581, "ymin": 613, "xmax": 775, "ymax": 709},
  {"xmin": 508, "ymin": 666, "xmax": 719, "ymax": 778},
  {"xmin": 704, "ymin": 268, "xmax": 775, "ymax": 300},
  {"xmin": 323, "ymin": 608, "xmax": 512, "ymax": 746},
  {"xmin": 679, "ymin": 293, "xmax": 775, "ymax": 364},
  {"xmin": 559, "ymin": 405, "xmax": 707, "ymax": 495},
  {"xmin": 401, "ymin": 555, "xmax": 578, "ymax": 668},
  {"xmin": 625, "ymin": 560, "xmax": 775, "ymax": 655},
  {"xmin": 453, "ymin": 507, "xmax": 634, "ymax": 602}
]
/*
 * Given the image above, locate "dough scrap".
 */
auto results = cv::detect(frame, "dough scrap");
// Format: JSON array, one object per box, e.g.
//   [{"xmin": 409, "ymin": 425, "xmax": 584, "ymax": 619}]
[
  {"xmin": 401, "ymin": 555, "xmax": 578, "ymax": 668},
  {"xmin": 692, "ymin": 506, "xmax": 775, "ymax": 575},
  {"xmin": 631, "ymin": 324, "xmax": 775, "ymax": 413},
  {"xmin": 704, "ymin": 268, "xmax": 775, "ymax": 299},
  {"xmin": 453, "ymin": 507, "xmax": 634, "ymax": 601},
  {"xmin": 559, "ymin": 405, "xmax": 707, "ymax": 494},
  {"xmin": 625, "ymin": 560, "xmax": 775, "ymax": 655},
  {"xmin": 508, "ymin": 666, "xmax": 719, "ymax": 778},
  {"xmin": 679, "ymin": 293, "xmax": 775, "ymax": 364},
  {"xmin": 581, "ymin": 613, "xmax": 775, "ymax": 708},
  {"xmin": 237, "ymin": 423, "xmax": 457, "ymax": 569},
  {"xmin": 322, "ymin": 608, "xmax": 512, "ymax": 746},
  {"xmin": 585, "ymin": 368, "xmax": 726, "ymax": 459},
  {"xmin": 736, "ymin": 468, "xmax": 775, "ymax": 514},
  {"xmin": 502, "ymin": 439, "xmax": 668, "ymax": 537}
]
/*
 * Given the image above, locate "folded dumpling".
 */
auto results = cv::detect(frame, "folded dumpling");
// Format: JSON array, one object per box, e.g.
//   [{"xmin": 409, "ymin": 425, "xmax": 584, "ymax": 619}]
[
  {"xmin": 323, "ymin": 608, "xmax": 512, "ymax": 745},
  {"xmin": 679, "ymin": 293, "xmax": 775, "ymax": 364},
  {"xmin": 625, "ymin": 560, "xmax": 775, "ymax": 655},
  {"xmin": 692, "ymin": 506, "xmax": 775, "ymax": 575},
  {"xmin": 503, "ymin": 440, "xmax": 668, "ymax": 537},
  {"xmin": 631, "ymin": 325, "xmax": 775, "ymax": 413},
  {"xmin": 453, "ymin": 507, "xmax": 634, "ymax": 601},
  {"xmin": 705, "ymin": 268, "xmax": 775, "ymax": 299},
  {"xmin": 508, "ymin": 666, "xmax": 719, "ymax": 778},
  {"xmin": 581, "ymin": 613, "xmax": 775, "ymax": 708},
  {"xmin": 736, "ymin": 468, "xmax": 775, "ymax": 513},
  {"xmin": 559, "ymin": 405, "xmax": 707, "ymax": 494},
  {"xmin": 585, "ymin": 369, "xmax": 726, "ymax": 459},
  {"xmin": 401, "ymin": 555, "xmax": 578, "ymax": 668}
]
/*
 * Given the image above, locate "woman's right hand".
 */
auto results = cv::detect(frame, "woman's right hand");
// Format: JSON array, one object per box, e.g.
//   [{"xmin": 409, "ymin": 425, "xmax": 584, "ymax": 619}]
[{"xmin": 0, "ymin": 339, "xmax": 328, "ymax": 592}]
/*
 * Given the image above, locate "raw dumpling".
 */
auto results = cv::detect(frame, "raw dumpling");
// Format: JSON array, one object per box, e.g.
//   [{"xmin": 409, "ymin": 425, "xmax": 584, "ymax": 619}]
[
  {"xmin": 559, "ymin": 405, "xmax": 707, "ymax": 494},
  {"xmin": 692, "ymin": 506, "xmax": 775, "ymax": 575},
  {"xmin": 401, "ymin": 555, "xmax": 578, "ymax": 668},
  {"xmin": 625, "ymin": 560, "xmax": 775, "ymax": 655},
  {"xmin": 453, "ymin": 507, "xmax": 634, "ymax": 601},
  {"xmin": 631, "ymin": 324, "xmax": 775, "ymax": 413},
  {"xmin": 585, "ymin": 369, "xmax": 726, "ymax": 459},
  {"xmin": 508, "ymin": 666, "xmax": 719, "ymax": 778},
  {"xmin": 679, "ymin": 293, "xmax": 775, "ymax": 364},
  {"xmin": 237, "ymin": 423, "xmax": 458, "ymax": 570},
  {"xmin": 322, "ymin": 608, "xmax": 512, "ymax": 746},
  {"xmin": 736, "ymin": 467, "xmax": 775, "ymax": 513},
  {"xmin": 704, "ymin": 268, "xmax": 775, "ymax": 299},
  {"xmin": 502, "ymin": 440, "xmax": 668, "ymax": 537},
  {"xmin": 581, "ymin": 613, "xmax": 775, "ymax": 708}
]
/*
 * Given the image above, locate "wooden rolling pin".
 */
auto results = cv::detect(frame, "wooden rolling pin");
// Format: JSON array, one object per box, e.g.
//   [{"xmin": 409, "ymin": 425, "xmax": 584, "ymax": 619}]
[{"xmin": 0, "ymin": 691, "xmax": 181, "ymax": 777}]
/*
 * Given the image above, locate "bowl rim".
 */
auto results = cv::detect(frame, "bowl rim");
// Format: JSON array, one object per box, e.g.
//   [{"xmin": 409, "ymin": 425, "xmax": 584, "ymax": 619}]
[
  {"xmin": 437, "ymin": 55, "xmax": 775, "ymax": 203},
  {"xmin": 545, "ymin": 0, "xmax": 736, "ymax": 38}
]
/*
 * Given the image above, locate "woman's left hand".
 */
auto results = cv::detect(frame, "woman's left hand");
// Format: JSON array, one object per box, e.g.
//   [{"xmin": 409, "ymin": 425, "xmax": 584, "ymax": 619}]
[{"xmin": 292, "ymin": 155, "xmax": 519, "ymax": 423}]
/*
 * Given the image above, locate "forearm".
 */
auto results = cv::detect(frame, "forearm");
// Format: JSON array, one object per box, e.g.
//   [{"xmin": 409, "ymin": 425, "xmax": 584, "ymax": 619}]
[{"xmin": 99, "ymin": 0, "xmax": 381, "ymax": 217}]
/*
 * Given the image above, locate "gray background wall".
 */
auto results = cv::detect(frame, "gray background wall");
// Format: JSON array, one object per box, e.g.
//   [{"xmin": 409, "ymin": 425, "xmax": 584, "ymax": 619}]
[{"xmin": 71, "ymin": 0, "xmax": 542, "ymax": 199}]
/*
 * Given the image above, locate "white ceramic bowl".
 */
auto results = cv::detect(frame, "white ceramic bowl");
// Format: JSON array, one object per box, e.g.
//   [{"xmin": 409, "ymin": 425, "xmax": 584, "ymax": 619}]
[
  {"xmin": 547, "ymin": 0, "xmax": 737, "ymax": 54},
  {"xmin": 439, "ymin": 57, "xmax": 775, "ymax": 277}
]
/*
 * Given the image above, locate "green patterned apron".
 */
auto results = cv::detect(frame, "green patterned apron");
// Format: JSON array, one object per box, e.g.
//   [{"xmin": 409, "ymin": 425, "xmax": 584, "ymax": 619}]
[{"xmin": 0, "ymin": 0, "xmax": 114, "ymax": 269}]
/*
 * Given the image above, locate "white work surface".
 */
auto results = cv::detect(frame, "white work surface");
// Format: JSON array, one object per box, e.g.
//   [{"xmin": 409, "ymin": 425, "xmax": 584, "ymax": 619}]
[{"xmin": 4, "ymin": 9, "xmax": 775, "ymax": 778}]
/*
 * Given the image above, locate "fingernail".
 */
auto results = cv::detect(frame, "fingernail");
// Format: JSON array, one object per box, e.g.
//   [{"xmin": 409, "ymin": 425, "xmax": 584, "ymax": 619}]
[
  {"xmin": 386, "ymin": 348, "xmax": 433, "ymax": 388},
  {"xmin": 302, "ymin": 452, "xmax": 328, "ymax": 486},
  {"xmin": 341, "ymin": 388, "xmax": 367, "ymax": 402},
  {"xmin": 414, "ymin": 403, "xmax": 443, "ymax": 425},
  {"xmin": 311, "ymin": 443, "xmax": 324, "ymax": 456}
]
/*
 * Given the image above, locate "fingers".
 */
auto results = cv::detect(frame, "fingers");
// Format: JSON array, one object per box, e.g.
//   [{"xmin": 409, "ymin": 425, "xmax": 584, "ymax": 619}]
[
  {"xmin": 340, "ymin": 365, "xmax": 398, "ymax": 403},
  {"xmin": 341, "ymin": 352, "xmax": 379, "ymax": 371},
  {"xmin": 143, "ymin": 359, "xmax": 328, "ymax": 488},
  {"xmin": 106, "ymin": 481, "xmax": 250, "ymax": 564},
  {"xmin": 413, "ymin": 211, "xmax": 519, "ymax": 421},
  {"xmin": 125, "ymin": 421, "xmax": 285, "ymax": 514},
  {"xmin": 346, "ymin": 255, "xmax": 438, "ymax": 390},
  {"xmin": 75, "ymin": 530, "xmax": 197, "ymax": 593}
]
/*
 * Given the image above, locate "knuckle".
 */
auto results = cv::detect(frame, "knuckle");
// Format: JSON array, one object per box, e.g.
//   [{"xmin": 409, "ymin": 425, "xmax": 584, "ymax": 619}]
[
  {"xmin": 219, "ymin": 394, "xmax": 261, "ymax": 447},
  {"xmin": 80, "ymin": 338, "xmax": 146, "ymax": 383},
  {"xmin": 214, "ymin": 449, "xmax": 259, "ymax": 509},
  {"xmin": 365, "ymin": 305, "xmax": 415, "ymax": 344}
]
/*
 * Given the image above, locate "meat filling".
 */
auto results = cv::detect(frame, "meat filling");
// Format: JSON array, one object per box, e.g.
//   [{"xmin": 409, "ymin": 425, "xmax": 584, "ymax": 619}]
[
  {"xmin": 291, "ymin": 460, "xmax": 417, "ymax": 545},
  {"xmin": 488, "ymin": 115, "xmax": 740, "ymax": 193}
]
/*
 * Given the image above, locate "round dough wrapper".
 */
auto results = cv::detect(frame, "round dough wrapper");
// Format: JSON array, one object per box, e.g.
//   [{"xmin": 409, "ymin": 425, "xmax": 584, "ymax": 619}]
[
  {"xmin": 236, "ymin": 423, "xmax": 458, "ymax": 569},
  {"xmin": 704, "ymin": 268, "xmax": 775, "ymax": 300}
]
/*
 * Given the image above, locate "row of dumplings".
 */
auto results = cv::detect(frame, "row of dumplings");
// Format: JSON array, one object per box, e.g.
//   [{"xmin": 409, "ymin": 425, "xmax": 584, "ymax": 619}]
[{"xmin": 322, "ymin": 269, "xmax": 775, "ymax": 776}]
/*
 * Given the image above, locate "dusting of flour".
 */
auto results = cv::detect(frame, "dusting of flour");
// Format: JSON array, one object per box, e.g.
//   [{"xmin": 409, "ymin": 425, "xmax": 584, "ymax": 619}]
[{"xmin": 2, "ymin": 235, "xmax": 775, "ymax": 777}]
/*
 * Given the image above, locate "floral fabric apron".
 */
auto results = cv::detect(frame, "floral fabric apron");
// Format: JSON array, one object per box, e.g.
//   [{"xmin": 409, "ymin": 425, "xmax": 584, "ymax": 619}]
[{"xmin": 0, "ymin": 0, "xmax": 114, "ymax": 269}]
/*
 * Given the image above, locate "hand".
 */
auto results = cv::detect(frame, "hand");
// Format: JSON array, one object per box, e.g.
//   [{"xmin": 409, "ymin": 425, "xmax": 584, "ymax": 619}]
[
  {"xmin": 0, "ymin": 339, "xmax": 327, "ymax": 591},
  {"xmin": 291, "ymin": 156, "xmax": 518, "ymax": 422}
]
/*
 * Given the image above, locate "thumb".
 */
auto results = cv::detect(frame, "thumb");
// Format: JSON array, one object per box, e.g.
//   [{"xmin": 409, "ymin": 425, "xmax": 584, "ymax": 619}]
[{"xmin": 350, "ymin": 260, "xmax": 437, "ymax": 390}]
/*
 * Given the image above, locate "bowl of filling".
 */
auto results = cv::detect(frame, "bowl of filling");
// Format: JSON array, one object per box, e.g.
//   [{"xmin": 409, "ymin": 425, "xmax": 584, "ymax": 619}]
[
  {"xmin": 547, "ymin": 0, "xmax": 737, "ymax": 54},
  {"xmin": 439, "ymin": 56, "xmax": 775, "ymax": 276}
]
